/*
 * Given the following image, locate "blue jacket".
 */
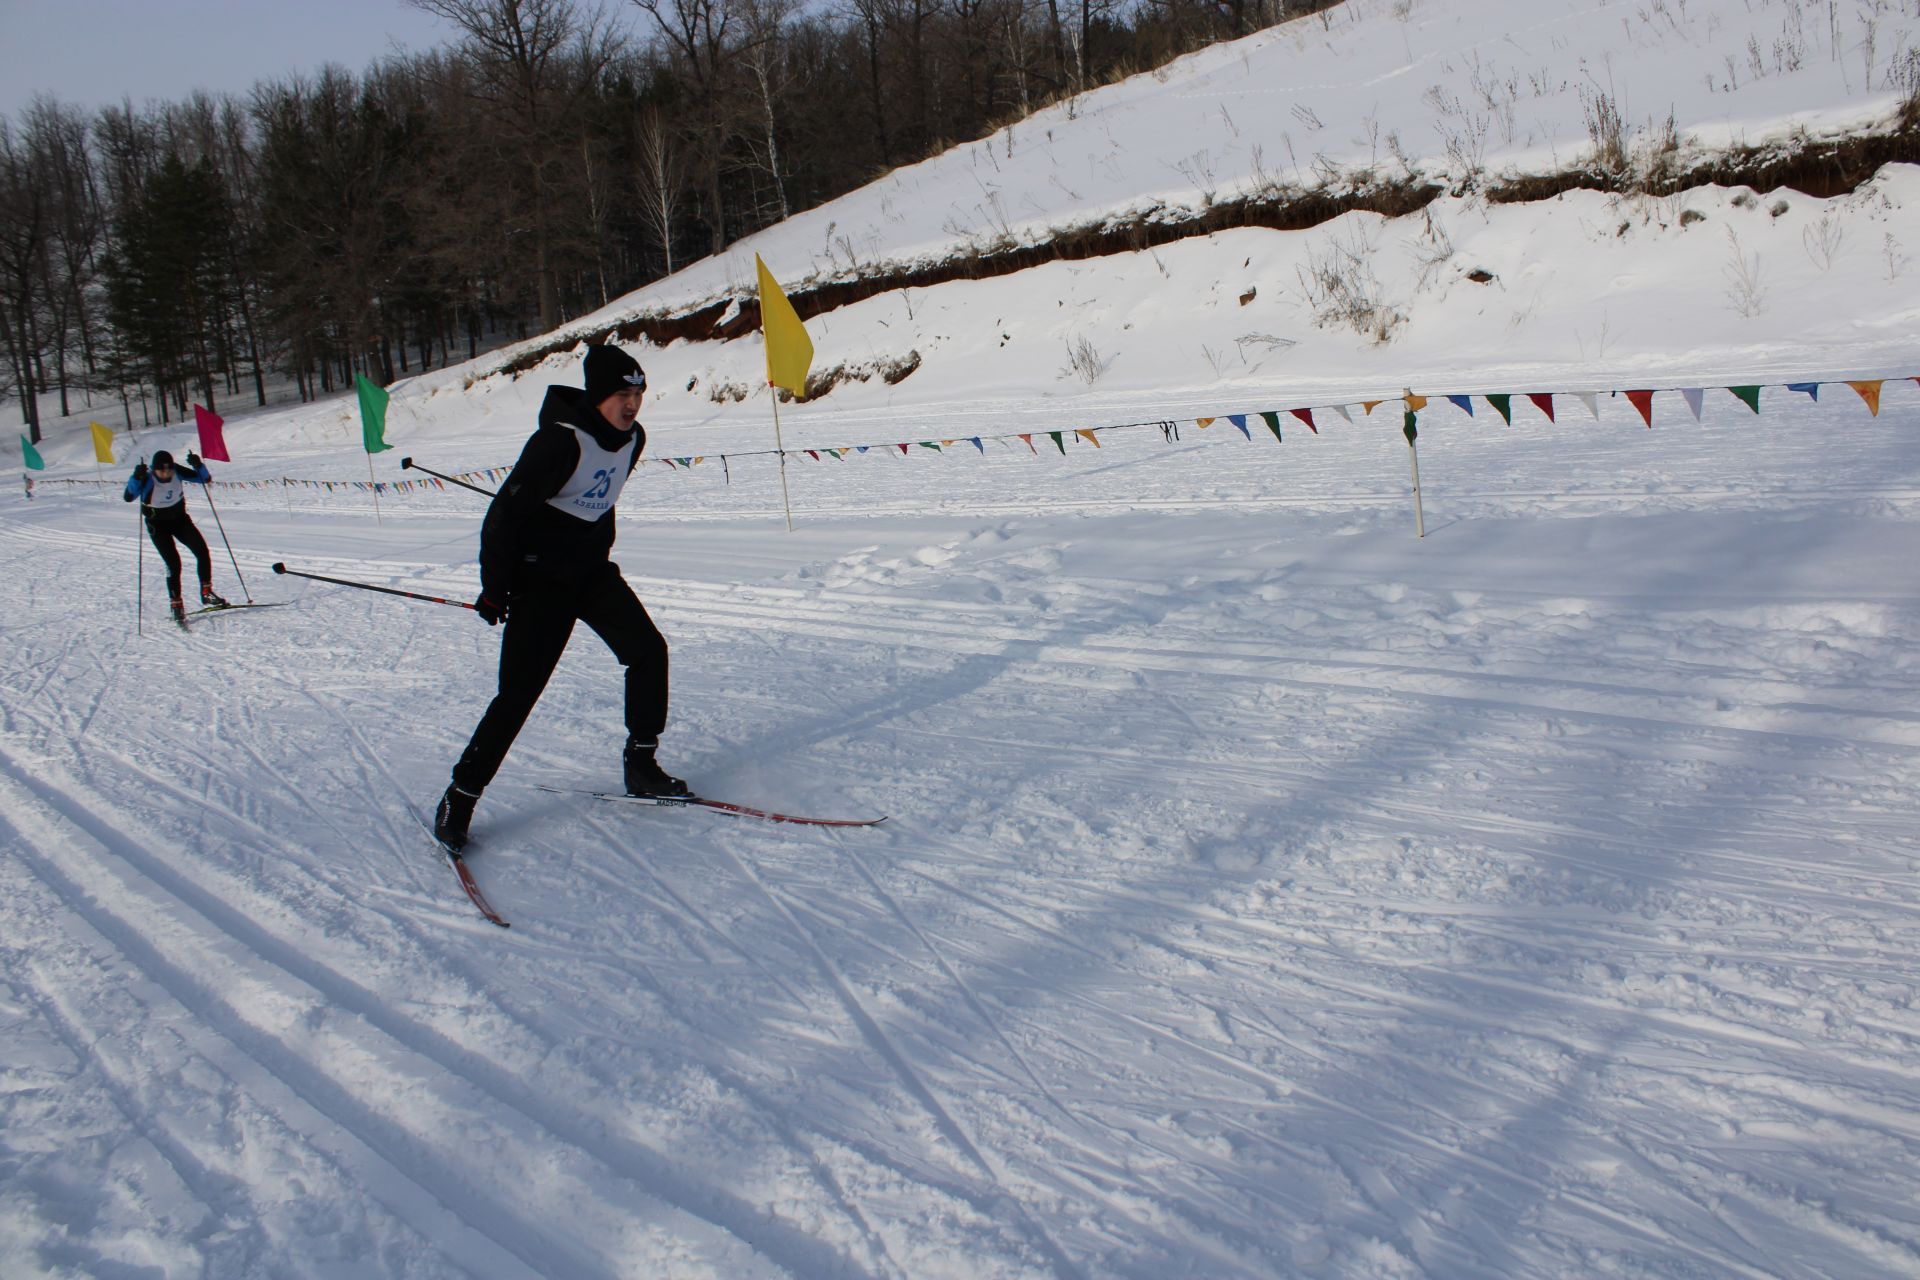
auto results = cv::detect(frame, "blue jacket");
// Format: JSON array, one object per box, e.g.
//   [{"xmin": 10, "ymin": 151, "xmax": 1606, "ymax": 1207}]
[{"xmin": 124, "ymin": 459, "xmax": 212, "ymax": 503}]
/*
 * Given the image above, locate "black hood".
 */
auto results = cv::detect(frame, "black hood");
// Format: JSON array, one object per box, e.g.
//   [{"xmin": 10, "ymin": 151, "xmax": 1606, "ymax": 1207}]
[{"xmin": 537, "ymin": 385, "xmax": 640, "ymax": 454}]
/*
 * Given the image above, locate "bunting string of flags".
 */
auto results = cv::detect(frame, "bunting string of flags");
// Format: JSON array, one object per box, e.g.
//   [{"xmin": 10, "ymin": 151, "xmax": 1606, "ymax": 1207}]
[{"xmin": 23, "ymin": 374, "xmax": 1914, "ymax": 493}]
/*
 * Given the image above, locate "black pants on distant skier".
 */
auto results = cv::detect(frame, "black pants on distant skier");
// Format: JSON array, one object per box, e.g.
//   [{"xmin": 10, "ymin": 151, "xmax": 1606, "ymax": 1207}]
[
  {"xmin": 146, "ymin": 513, "xmax": 213, "ymax": 601},
  {"xmin": 451, "ymin": 561, "xmax": 669, "ymax": 794}
]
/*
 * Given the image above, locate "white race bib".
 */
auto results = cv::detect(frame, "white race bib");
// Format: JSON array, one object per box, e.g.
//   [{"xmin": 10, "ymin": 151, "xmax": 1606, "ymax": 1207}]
[{"xmin": 544, "ymin": 425, "xmax": 637, "ymax": 521}]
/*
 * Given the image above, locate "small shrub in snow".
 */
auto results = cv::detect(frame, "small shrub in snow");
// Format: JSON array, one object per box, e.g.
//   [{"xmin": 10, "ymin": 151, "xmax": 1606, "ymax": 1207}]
[
  {"xmin": 1803, "ymin": 213, "xmax": 1844, "ymax": 271},
  {"xmin": 1722, "ymin": 228, "xmax": 1767, "ymax": 318},
  {"xmin": 1062, "ymin": 336, "xmax": 1107, "ymax": 385},
  {"xmin": 1297, "ymin": 226, "xmax": 1404, "ymax": 344},
  {"xmin": 1582, "ymin": 88, "xmax": 1628, "ymax": 175}
]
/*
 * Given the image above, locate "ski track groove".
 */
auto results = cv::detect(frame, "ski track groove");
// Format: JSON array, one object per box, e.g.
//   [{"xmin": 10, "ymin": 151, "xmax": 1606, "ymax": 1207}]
[
  {"xmin": 834, "ymin": 839, "xmax": 1084, "ymax": 1129},
  {"xmin": 710, "ymin": 832, "xmax": 1086, "ymax": 1280},
  {"xmin": 0, "ymin": 776, "xmax": 555, "ymax": 1280},
  {"xmin": 0, "ymin": 741, "xmax": 888, "ymax": 1280}
]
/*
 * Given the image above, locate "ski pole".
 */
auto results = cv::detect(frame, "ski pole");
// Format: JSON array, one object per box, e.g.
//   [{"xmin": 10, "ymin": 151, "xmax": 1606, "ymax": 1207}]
[
  {"xmin": 200, "ymin": 482, "xmax": 252, "ymax": 603},
  {"xmin": 400, "ymin": 456, "xmax": 496, "ymax": 498},
  {"xmin": 135, "ymin": 496, "xmax": 145, "ymax": 637},
  {"xmin": 271, "ymin": 561, "xmax": 477, "ymax": 610}
]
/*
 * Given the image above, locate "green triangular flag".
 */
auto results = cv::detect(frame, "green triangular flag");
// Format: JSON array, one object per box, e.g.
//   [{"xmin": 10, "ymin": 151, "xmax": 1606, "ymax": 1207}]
[
  {"xmin": 355, "ymin": 375, "xmax": 393, "ymax": 454},
  {"xmin": 20, "ymin": 435, "xmax": 44, "ymax": 470},
  {"xmin": 1259, "ymin": 411, "xmax": 1283, "ymax": 442},
  {"xmin": 1049, "ymin": 431, "xmax": 1065, "ymax": 455},
  {"xmin": 1728, "ymin": 385, "xmax": 1761, "ymax": 413},
  {"xmin": 1486, "ymin": 394, "xmax": 1512, "ymax": 425}
]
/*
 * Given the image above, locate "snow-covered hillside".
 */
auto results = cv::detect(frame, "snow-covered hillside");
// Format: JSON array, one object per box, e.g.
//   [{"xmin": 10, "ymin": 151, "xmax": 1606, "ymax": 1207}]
[{"xmin": 5, "ymin": 1, "xmax": 1920, "ymax": 1277}]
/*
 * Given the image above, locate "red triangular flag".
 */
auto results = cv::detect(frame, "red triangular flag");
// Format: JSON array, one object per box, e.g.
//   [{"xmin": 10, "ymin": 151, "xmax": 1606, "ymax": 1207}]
[
  {"xmin": 1288, "ymin": 408, "xmax": 1318, "ymax": 434},
  {"xmin": 1526, "ymin": 393, "xmax": 1555, "ymax": 423},
  {"xmin": 1626, "ymin": 390, "xmax": 1655, "ymax": 427},
  {"xmin": 193, "ymin": 404, "xmax": 230, "ymax": 462}
]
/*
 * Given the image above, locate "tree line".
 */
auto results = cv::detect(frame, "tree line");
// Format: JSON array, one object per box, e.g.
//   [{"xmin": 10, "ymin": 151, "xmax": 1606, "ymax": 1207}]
[{"xmin": 1, "ymin": 0, "xmax": 1335, "ymax": 439}]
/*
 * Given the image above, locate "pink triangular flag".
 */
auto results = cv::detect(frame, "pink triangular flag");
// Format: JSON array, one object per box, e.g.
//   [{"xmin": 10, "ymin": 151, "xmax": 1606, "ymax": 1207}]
[{"xmin": 193, "ymin": 404, "xmax": 230, "ymax": 462}]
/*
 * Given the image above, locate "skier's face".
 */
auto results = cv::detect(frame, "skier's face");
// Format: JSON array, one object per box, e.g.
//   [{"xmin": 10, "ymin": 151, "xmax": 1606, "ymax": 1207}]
[{"xmin": 598, "ymin": 386, "xmax": 644, "ymax": 431}]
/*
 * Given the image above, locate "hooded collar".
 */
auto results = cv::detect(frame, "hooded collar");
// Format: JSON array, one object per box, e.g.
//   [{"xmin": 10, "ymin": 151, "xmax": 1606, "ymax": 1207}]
[{"xmin": 538, "ymin": 385, "xmax": 639, "ymax": 453}]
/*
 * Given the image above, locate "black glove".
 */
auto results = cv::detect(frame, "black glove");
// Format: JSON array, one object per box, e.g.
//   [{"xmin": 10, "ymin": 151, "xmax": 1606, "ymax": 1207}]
[
  {"xmin": 474, "ymin": 594, "xmax": 507, "ymax": 626},
  {"xmin": 185, "ymin": 451, "xmax": 202, "ymax": 469},
  {"xmin": 133, "ymin": 462, "xmax": 148, "ymax": 484}
]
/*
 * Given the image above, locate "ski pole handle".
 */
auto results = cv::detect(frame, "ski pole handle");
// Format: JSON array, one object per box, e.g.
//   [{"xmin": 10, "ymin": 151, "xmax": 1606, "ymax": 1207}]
[
  {"xmin": 400, "ymin": 456, "xmax": 497, "ymax": 498},
  {"xmin": 272, "ymin": 561, "xmax": 477, "ymax": 609}
]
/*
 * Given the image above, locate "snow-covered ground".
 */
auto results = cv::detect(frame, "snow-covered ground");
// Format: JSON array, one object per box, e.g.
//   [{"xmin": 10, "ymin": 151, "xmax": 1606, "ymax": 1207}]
[{"xmin": 6, "ymin": 0, "xmax": 1920, "ymax": 1276}]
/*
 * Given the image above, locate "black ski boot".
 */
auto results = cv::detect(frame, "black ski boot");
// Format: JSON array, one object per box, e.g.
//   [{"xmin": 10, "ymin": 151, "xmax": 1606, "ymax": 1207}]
[
  {"xmin": 169, "ymin": 596, "xmax": 187, "ymax": 624},
  {"xmin": 624, "ymin": 738, "xmax": 689, "ymax": 797},
  {"xmin": 200, "ymin": 585, "xmax": 229, "ymax": 608},
  {"xmin": 434, "ymin": 783, "xmax": 480, "ymax": 850}
]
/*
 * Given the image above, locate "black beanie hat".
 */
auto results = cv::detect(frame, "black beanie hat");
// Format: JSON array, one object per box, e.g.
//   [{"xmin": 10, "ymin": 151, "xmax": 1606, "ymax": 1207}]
[
  {"xmin": 582, "ymin": 344, "xmax": 646, "ymax": 405},
  {"xmin": 151, "ymin": 449, "xmax": 175, "ymax": 469}
]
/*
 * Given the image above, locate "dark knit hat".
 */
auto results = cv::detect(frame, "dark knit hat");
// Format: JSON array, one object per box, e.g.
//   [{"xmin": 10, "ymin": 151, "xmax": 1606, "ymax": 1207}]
[
  {"xmin": 582, "ymin": 344, "xmax": 647, "ymax": 405},
  {"xmin": 151, "ymin": 449, "xmax": 175, "ymax": 469}
]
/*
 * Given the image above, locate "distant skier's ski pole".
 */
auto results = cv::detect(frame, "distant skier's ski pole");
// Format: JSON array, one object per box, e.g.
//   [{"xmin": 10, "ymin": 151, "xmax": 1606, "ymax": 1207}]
[
  {"xmin": 400, "ymin": 456, "xmax": 496, "ymax": 498},
  {"xmin": 135, "ymin": 490, "xmax": 145, "ymax": 637},
  {"xmin": 200, "ymin": 484, "xmax": 252, "ymax": 602},
  {"xmin": 271, "ymin": 561, "xmax": 477, "ymax": 610}
]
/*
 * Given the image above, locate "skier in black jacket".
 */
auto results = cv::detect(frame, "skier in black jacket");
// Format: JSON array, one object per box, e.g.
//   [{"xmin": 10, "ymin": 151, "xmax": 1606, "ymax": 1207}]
[{"xmin": 435, "ymin": 344, "xmax": 685, "ymax": 851}]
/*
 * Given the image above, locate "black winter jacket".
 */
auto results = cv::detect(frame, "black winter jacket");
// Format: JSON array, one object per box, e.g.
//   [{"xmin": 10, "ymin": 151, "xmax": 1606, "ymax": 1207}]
[{"xmin": 478, "ymin": 386, "xmax": 644, "ymax": 599}]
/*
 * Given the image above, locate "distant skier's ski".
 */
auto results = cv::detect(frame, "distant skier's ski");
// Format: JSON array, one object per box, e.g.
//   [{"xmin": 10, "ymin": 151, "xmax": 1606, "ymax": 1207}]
[
  {"xmin": 188, "ymin": 601, "xmax": 289, "ymax": 619},
  {"xmin": 540, "ymin": 785, "xmax": 887, "ymax": 828}
]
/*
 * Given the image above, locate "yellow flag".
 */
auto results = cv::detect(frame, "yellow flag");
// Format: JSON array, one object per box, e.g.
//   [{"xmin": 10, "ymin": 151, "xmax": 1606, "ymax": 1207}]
[
  {"xmin": 755, "ymin": 254, "xmax": 814, "ymax": 397},
  {"xmin": 90, "ymin": 421, "xmax": 115, "ymax": 463}
]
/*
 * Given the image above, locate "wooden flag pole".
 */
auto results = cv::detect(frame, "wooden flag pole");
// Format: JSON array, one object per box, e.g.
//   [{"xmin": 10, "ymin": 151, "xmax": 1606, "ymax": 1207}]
[
  {"xmin": 1404, "ymin": 409, "xmax": 1426, "ymax": 539},
  {"xmin": 769, "ymin": 385, "xmax": 794, "ymax": 531}
]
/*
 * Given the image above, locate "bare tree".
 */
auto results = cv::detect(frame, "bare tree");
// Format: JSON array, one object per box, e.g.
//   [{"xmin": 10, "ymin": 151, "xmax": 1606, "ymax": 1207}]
[
  {"xmin": 0, "ymin": 117, "xmax": 51, "ymax": 437},
  {"xmin": 632, "ymin": 0, "xmax": 748, "ymax": 255},
  {"xmin": 631, "ymin": 104, "xmax": 687, "ymax": 274},
  {"xmin": 740, "ymin": 0, "xmax": 797, "ymax": 221},
  {"xmin": 408, "ymin": 0, "xmax": 622, "ymax": 330}
]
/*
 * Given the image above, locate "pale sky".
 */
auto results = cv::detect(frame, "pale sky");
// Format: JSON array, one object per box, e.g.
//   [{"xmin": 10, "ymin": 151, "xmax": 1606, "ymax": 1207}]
[{"xmin": 0, "ymin": 0, "xmax": 458, "ymax": 120}]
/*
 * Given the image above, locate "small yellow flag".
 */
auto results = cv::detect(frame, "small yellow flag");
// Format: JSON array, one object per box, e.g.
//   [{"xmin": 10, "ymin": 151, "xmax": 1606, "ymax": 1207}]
[
  {"xmin": 755, "ymin": 254, "xmax": 814, "ymax": 398},
  {"xmin": 90, "ymin": 421, "xmax": 115, "ymax": 463},
  {"xmin": 1847, "ymin": 380, "xmax": 1884, "ymax": 417}
]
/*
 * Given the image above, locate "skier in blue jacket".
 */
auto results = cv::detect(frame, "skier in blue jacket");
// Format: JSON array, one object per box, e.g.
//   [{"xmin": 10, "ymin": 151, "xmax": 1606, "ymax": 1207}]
[
  {"xmin": 434, "ymin": 344, "xmax": 685, "ymax": 852},
  {"xmin": 124, "ymin": 449, "xmax": 228, "ymax": 622}
]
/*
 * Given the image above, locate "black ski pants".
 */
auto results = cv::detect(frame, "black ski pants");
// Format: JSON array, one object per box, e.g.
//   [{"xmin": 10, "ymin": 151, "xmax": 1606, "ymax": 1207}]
[
  {"xmin": 145, "ymin": 513, "xmax": 211, "ymax": 600},
  {"xmin": 452, "ymin": 561, "xmax": 668, "ymax": 793}
]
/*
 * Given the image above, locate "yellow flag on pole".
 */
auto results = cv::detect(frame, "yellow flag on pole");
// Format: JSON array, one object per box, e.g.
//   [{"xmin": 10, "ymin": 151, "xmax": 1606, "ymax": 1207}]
[
  {"xmin": 755, "ymin": 254, "xmax": 814, "ymax": 398},
  {"xmin": 90, "ymin": 422, "xmax": 115, "ymax": 463}
]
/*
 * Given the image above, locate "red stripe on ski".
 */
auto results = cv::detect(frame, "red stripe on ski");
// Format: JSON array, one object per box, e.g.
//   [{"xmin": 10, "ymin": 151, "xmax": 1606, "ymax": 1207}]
[
  {"xmin": 450, "ymin": 853, "xmax": 511, "ymax": 927},
  {"xmin": 542, "ymin": 785, "xmax": 886, "ymax": 827}
]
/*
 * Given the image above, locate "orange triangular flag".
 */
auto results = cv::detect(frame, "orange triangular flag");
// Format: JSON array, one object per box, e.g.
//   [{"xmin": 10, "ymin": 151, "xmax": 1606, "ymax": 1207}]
[
  {"xmin": 1019, "ymin": 433, "xmax": 1037, "ymax": 453},
  {"xmin": 1196, "ymin": 417, "xmax": 1215, "ymax": 429},
  {"xmin": 1403, "ymin": 392, "xmax": 1428, "ymax": 413},
  {"xmin": 1361, "ymin": 400, "xmax": 1384, "ymax": 415},
  {"xmin": 1075, "ymin": 429, "xmax": 1101, "ymax": 448},
  {"xmin": 1847, "ymin": 380, "xmax": 1883, "ymax": 416}
]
